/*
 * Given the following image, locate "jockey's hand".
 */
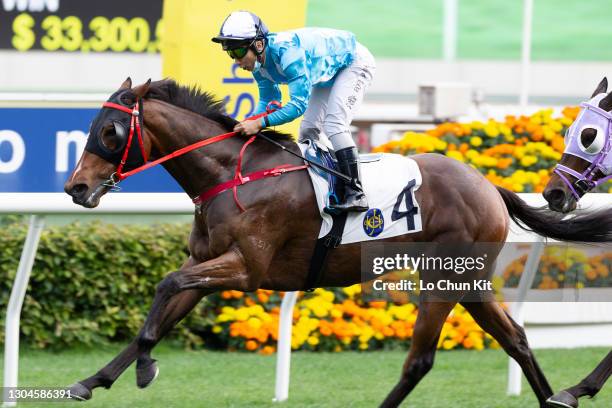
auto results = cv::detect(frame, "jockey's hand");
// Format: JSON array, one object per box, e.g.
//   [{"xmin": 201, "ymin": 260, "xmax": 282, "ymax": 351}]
[{"xmin": 234, "ymin": 119, "xmax": 263, "ymax": 136}]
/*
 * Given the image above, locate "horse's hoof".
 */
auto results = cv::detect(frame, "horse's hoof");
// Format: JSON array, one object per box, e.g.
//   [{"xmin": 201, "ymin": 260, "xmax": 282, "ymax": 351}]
[
  {"xmin": 546, "ymin": 390, "xmax": 579, "ymax": 408},
  {"xmin": 67, "ymin": 382, "xmax": 92, "ymax": 401},
  {"xmin": 136, "ymin": 359, "xmax": 159, "ymax": 389}
]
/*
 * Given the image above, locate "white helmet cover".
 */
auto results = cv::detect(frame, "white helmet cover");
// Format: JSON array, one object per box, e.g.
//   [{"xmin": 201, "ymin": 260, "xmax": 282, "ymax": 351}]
[{"xmin": 211, "ymin": 11, "xmax": 268, "ymax": 46}]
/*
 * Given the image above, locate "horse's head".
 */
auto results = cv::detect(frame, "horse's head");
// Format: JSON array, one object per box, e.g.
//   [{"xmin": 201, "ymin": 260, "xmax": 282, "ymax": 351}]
[
  {"xmin": 64, "ymin": 77, "xmax": 152, "ymax": 208},
  {"xmin": 543, "ymin": 77, "xmax": 612, "ymax": 213}
]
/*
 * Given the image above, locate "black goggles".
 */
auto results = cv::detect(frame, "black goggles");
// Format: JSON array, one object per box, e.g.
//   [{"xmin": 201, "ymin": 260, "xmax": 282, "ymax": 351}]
[{"xmin": 226, "ymin": 46, "xmax": 250, "ymax": 60}]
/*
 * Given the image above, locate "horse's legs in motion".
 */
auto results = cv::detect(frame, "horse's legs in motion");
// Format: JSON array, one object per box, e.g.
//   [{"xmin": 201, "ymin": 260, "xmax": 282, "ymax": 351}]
[
  {"xmin": 71, "ymin": 288, "xmax": 209, "ymax": 398},
  {"xmin": 379, "ymin": 301, "xmax": 455, "ymax": 408},
  {"xmin": 547, "ymin": 350, "xmax": 612, "ymax": 408},
  {"xmin": 71, "ymin": 248, "xmax": 254, "ymax": 400},
  {"xmin": 70, "ymin": 256, "xmax": 208, "ymax": 397},
  {"xmin": 462, "ymin": 301, "xmax": 553, "ymax": 407},
  {"xmin": 565, "ymin": 350, "xmax": 612, "ymax": 398},
  {"xmin": 133, "ymin": 249, "xmax": 253, "ymax": 381}
]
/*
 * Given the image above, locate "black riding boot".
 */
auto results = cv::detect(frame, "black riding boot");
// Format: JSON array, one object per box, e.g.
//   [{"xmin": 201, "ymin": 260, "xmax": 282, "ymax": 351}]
[{"xmin": 329, "ymin": 147, "xmax": 369, "ymax": 212}]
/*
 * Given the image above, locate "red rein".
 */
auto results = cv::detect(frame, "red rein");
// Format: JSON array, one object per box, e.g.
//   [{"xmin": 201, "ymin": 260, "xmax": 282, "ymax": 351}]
[{"xmin": 101, "ymin": 100, "xmax": 308, "ymax": 212}]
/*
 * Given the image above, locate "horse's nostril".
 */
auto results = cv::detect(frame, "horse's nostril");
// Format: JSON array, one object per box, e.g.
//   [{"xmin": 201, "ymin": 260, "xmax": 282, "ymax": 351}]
[
  {"xmin": 544, "ymin": 188, "xmax": 565, "ymax": 204},
  {"xmin": 544, "ymin": 188, "xmax": 567, "ymax": 212},
  {"xmin": 69, "ymin": 184, "xmax": 88, "ymax": 198}
]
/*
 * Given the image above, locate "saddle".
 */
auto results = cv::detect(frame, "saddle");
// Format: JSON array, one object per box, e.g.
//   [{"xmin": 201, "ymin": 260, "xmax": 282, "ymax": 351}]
[
  {"xmin": 301, "ymin": 139, "xmax": 382, "ymax": 291},
  {"xmin": 302, "ymin": 138, "xmax": 382, "ymax": 211}
]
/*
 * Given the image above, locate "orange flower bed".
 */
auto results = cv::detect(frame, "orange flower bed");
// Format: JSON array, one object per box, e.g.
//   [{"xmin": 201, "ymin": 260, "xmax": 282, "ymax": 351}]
[
  {"xmin": 372, "ymin": 107, "xmax": 612, "ymax": 193},
  {"xmin": 199, "ymin": 287, "xmax": 499, "ymax": 353}
]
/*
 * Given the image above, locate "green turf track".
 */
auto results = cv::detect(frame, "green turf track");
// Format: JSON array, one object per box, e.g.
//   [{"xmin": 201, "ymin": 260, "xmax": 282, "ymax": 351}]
[
  {"xmin": 3, "ymin": 344, "xmax": 611, "ymax": 407},
  {"xmin": 307, "ymin": 0, "xmax": 612, "ymax": 60}
]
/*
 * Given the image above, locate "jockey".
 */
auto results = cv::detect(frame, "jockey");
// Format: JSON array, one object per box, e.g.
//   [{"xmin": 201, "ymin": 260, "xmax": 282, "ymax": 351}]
[{"xmin": 212, "ymin": 11, "xmax": 376, "ymax": 213}]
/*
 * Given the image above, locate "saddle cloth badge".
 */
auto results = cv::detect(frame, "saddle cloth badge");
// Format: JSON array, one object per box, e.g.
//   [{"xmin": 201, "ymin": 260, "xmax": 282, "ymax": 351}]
[{"xmin": 298, "ymin": 142, "xmax": 423, "ymax": 244}]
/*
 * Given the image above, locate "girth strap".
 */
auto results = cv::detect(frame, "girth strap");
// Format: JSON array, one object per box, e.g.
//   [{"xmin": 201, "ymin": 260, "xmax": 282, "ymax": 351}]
[
  {"xmin": 304, "ymin": 211, "xmax": 348, "ymax": 291},
  {"xmin": 193, "ymin": 163, "xmax": 309, "ymax": 207}
]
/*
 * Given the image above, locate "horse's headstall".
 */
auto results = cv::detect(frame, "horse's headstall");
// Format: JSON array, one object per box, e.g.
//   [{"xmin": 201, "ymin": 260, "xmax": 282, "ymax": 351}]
[{"xmin": 84, "ymin": 91, "xmax": 146, "ymax": 170}]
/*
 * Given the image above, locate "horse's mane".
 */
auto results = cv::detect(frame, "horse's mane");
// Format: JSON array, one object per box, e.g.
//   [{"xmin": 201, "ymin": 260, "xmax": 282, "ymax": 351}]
[{"xmin": 145, "ymin": 79, "xmax": 294, "ymax": 143}]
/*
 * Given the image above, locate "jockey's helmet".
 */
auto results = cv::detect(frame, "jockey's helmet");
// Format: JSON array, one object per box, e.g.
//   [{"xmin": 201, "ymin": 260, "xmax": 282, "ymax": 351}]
[{"xmin": 211, "ymin": 11, "xmax": 269, "ymax": 54}]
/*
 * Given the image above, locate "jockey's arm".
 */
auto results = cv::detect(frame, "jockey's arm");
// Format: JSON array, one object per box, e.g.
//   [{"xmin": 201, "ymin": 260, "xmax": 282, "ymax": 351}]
[
  {"xmin": 253, "ymin": 73, "xmax": 281, "ymax": 115},
  {"xmin": 235, "ymin": 48, "xmax": 311, "ymax": 135},
  {"xmin": 263, "ymin": 47, "xmax": 312, "ymax": 127},
  {"xmin": 234, "ymin": 75, "xmax": 281, "ymax": 135}
]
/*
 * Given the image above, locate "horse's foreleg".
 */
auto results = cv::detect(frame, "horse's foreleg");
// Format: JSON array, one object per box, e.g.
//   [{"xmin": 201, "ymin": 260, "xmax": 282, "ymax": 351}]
[
  {"xmin": 71, "ymin": 247, "xmax": 260, "ymax": 400},
  {"xmin": 547, "ymin": 350, "xmax": 612, "ymax": 408},
  {"xmin": 566, "ymin": 349, "xmax": 612, "ymax": 397},
  {"xmin": 133, "ymin": 248, "xmax": 256, "ymax": 387},
  {"xmin": 137, "ymin": 248, "xmax": 252, "ymax": 351},
  {"xmin": 69, "ymin": 288, "xmax": 209, "ymax": 400},
  {"xmin": 462, "ymin": 301, "xmax": 553, "ymax": 407},
  {"xmin": 379, "ymin": 301, "xmax": 455, "ymax": 408},
  {"xmin": 69, "ymin": 256, "xmax": 203, "ymax": 399}
]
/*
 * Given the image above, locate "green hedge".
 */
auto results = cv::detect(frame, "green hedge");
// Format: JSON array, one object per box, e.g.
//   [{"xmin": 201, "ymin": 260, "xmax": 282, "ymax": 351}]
[{"xmin": 0, "ymin": 219, "xmax": 220, "ymax": 349}]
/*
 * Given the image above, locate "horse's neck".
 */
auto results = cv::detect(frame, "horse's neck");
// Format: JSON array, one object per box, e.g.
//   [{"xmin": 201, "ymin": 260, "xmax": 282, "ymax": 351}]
[{"xmin": 144, "ymin": 101, "xmax": 242, "ymax": 198}]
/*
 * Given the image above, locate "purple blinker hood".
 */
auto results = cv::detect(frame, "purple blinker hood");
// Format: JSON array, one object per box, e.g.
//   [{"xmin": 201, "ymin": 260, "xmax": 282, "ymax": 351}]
[{"xmin": 554, "ymin": 93, "xmax": 612, "ymax": 199}]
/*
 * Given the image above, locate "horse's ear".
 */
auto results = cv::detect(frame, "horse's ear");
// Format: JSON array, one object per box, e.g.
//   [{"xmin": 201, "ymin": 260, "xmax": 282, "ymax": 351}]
[
  {"xmin": 599, "ymin": 91, "xmax": 612, "ymax": 112},
  {"xmin": 132, "ymin": 79, "xmax": 151, "ymax": 98},
  {"xmin": 120, "ymin": 77, "xmax": 132, "ymax": 90},
  {"xmin": 592, "ymin": 77, "xmax": 608, "ymax": 97}
]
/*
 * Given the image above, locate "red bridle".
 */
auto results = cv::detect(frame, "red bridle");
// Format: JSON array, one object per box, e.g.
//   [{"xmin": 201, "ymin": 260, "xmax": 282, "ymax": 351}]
[
  {"xmin": 99, "ymin": 100, "xmax": 308, "ymax": 212},
  {"xmin": 101, "ymin": 100, "xmax": 148, "ymax": 179}
]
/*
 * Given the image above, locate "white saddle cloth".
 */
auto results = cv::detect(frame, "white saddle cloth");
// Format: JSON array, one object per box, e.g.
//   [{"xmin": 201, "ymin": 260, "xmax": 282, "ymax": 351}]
[{"xmin": 298, "ymin": 143, "xmax": 423, "ymax": 244}]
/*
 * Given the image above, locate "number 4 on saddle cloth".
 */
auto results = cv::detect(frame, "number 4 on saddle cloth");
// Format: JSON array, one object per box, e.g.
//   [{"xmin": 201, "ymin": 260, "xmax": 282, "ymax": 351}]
[
  {"xmin": 299, "ymin": 140, "xmax": 424, "ymax": 290},
  {"xmin": 299, "ymin": 139, "xmax": 424, "ymax": 244}
]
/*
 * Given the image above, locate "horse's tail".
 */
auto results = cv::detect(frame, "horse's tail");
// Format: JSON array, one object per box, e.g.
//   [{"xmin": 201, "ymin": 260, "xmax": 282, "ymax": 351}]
[{"xmin": 496, "ymin": 186, "xmax": 612, "ymax": 242}]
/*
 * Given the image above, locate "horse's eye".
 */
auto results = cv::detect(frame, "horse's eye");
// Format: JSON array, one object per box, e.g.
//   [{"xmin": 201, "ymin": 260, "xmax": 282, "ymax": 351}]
[
  {"xmin": 578, "ymin": 126, "xmax": 605, "ymax": 154},
  {"xmin": 100, "ymin": 123, "xmax": 123, "ymax": 152},
  {"xmin": 113, "ymin": 121, "xmax": 127, "ymax": 141}
]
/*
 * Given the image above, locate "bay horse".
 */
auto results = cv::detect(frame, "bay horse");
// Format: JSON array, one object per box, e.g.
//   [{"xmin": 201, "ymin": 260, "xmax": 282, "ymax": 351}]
[
  {"xmin": 542, "ymin": 77, "xmax": 612, "ymax": 407},
  {"xmin": 64, "ymin": 78, "xmax": 612, "ymax": 407}
]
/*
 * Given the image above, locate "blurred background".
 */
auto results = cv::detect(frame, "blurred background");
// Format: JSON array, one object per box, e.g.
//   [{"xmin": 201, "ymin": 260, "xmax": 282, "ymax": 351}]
[{"xmin": 5, "ymin": 0, "xmax": 612, "ymax": 98}]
